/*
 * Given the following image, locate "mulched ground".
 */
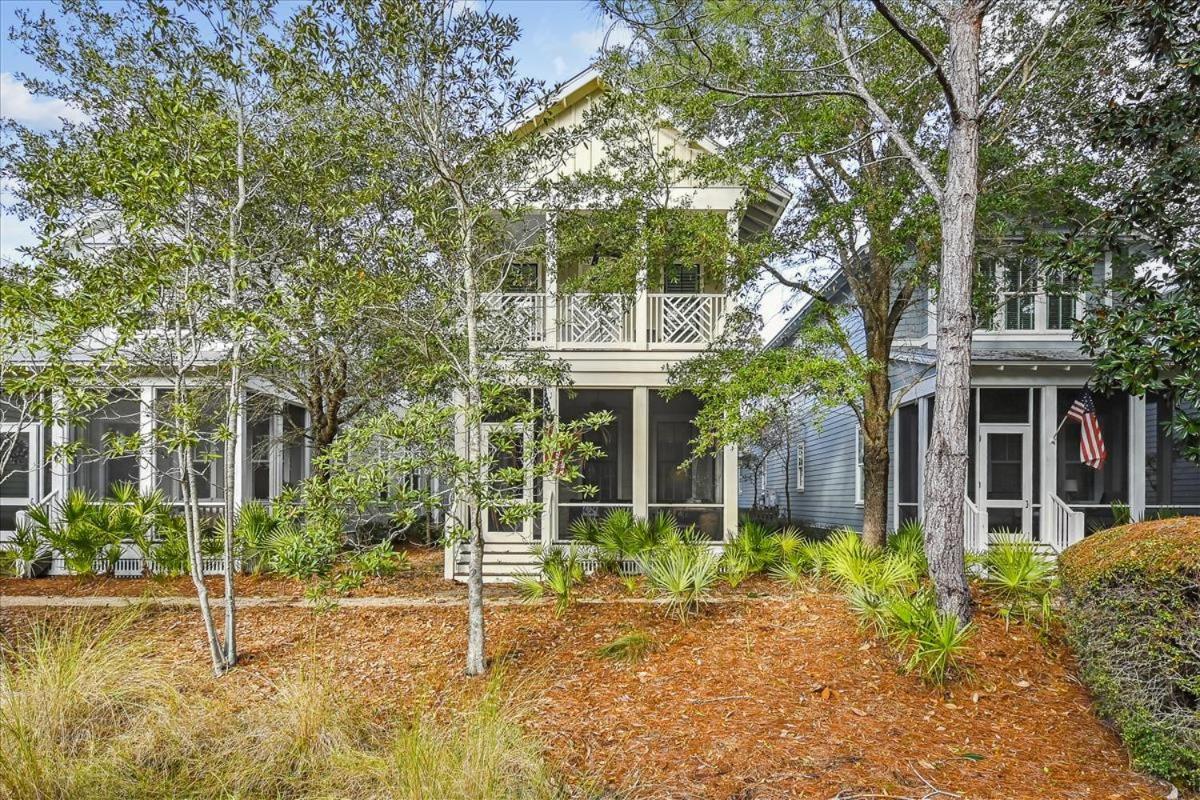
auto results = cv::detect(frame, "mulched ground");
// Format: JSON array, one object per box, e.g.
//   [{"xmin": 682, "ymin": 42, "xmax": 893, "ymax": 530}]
[{"xmin": 0, "ymin": 573, "xmax": 1174, "ymax": 799}]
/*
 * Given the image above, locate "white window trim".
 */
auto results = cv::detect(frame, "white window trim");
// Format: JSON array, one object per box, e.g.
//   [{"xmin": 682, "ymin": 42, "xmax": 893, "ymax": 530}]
[
  {"xmin": 795, "ymin": 439, "xmax": 805, "ymax": 492},
  {"xmin": 854, "ymin": 425, "xmax": 864, "ymax": 506}
]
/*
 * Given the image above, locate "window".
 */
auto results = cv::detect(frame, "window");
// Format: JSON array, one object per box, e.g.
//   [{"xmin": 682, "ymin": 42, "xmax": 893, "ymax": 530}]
[
  {"xmin": 1045, "ymin": 268, "xmax": 1079, "ymax": 330},
  {"xmin": 998, "ymin": 258, "xmax": 1036, "ymax": 331},
  {"xmin": 503, "ymin": 262, "xmax": 540, "ymax": 293},
  {"xmin": 664, "ymin": 263, "xmax": 701, "ymax": 294},
  {"xmin": 795, "ymin": 440, "xmax": 805, "ymax": 492},
  {"xmin": 855, "ymin": 425, "xmax": 864, "ymax": 505}
]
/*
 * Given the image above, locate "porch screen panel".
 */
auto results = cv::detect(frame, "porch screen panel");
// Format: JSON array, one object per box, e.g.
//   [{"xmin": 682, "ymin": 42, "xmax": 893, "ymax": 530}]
[
  {"xmin": 1146, "ymin": 396, "xmax": 1200, "ymax": 514},
  {"xmin": 154, "ymin": 389, "xmax": 226, "ymax": 502},
  {"xmin": 557, "ymin": 389, "xmax": 633, "ymax": 538},
  {"xmin": 72, "ymin": 391, "xmax": 140, "ymax": 497},
  {"xmin": 1056, "ymin": 389, "xmax": 1128, "ymax": 529},
  {"xmin": 650, "ymin": 390, "xmax": 722, "ymax": 540}
]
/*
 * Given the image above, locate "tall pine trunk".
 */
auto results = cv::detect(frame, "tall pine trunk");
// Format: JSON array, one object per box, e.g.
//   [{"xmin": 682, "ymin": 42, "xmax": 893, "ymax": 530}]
[
  {"xmin": 459, "ymin": 209, "xmax": 487, "ymax": 677},
  {"xmin": 922, "ymin": 3, "xmax": 982, "ymax": 622}
]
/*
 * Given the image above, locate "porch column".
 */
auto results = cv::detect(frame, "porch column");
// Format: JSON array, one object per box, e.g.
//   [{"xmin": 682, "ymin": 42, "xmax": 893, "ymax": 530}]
[
  {"xmin": 234, "ymin": 395, "xmax": 250, "ymax": 505},
  {"xmin": 50, "ymin": 390, "xmax": 69, "ymax": 498},
  {"xmin": 138, "ymin": 385, "xmax": 156, "ymax": 496},
  {"xmin": 544, "ymin": 211, "xmax": 558, "ymax": 349},
  {"xmin": 632, "ymin": 386, "xmax": 649, "ymax": 518},
  {"xmin": 541, "ymin": 388, "xmax": 558, "ymax": 545},
  {"xmin": 722, "ymin": 442, "xmax": 738, "ymax": 540},
  {"xmin": 634, "ymin": 211, "xmax": 649, "ymax": 350},
  {"xmin": 1129, "ymin": 394, "xmax": 1146, "ymax": 521},
  {"xmin": 1040, "ymin": 385, "xmax": 1057, "ymax": 535}
]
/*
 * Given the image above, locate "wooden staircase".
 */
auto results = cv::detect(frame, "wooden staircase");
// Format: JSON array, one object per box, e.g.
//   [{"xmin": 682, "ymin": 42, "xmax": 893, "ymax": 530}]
[{"xmin": 451, "ymin": 531, "xmax": 542, "ymax": 583}]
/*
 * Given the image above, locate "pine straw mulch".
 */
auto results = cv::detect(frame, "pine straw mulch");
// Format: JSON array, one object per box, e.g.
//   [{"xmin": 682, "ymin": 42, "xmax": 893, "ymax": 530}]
[{"xmin": 0, "ymin": 586, "xmax": 1174, "ymax": 800}]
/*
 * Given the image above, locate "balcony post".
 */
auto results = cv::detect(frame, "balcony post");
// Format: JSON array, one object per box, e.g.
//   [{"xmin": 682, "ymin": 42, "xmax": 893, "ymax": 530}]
[
  {"xmin": 1129, "ymin": 393, "xmax": 1145, "ymax": 521},
  {"xmin": 635, "ymin": 211, "xmax": 649, "ymax": 350},
  {"xmin": 544, "ymin": 210, "xmax": 558, "ymax": 348}
]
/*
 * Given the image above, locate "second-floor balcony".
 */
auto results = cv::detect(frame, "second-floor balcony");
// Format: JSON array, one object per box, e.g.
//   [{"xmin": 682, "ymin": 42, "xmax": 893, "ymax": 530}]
[{"xmin": 486, "ymin": 292, "xmax": 727, "ymax": 350}]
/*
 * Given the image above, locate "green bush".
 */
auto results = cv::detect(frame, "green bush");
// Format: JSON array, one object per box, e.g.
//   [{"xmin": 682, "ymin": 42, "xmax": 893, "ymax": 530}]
[
  {"xmin": 348, "ymin": 541, "xmax": 411, "ymax": 577},
  {"xmin": 978, "ymin": 533, "xmax": 1057, "ymax": 625},
  {"xmin": 639, "ymin": 538, "xmax": 720, "ymax": 622},
  {"xmin": 263, "ymin": 522, "xmax": 340, "ymax": 579},
  {"xmin": 1060, "ymin": 518, "xmax": 1200, "ymax": 790},
  {"xmin": 515, "ymin": 545, "xmax": 586, "ymax": 616}
]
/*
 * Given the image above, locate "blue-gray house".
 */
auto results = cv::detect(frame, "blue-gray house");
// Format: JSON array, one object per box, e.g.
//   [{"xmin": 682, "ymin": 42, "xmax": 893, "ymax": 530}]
[{"xmin": 740, "ymin": 259, "xmax": 1200, "ymax": 552}]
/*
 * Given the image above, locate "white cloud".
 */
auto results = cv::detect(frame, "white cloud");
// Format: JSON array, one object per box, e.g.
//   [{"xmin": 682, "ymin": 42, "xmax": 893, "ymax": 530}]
[
  {"xmin": 0, "ymin": 73, "xmax": 88, "ymax": 127},
  {"xmin": 568, "ymin": 21, "xmax": 632, "ymax": 55}
]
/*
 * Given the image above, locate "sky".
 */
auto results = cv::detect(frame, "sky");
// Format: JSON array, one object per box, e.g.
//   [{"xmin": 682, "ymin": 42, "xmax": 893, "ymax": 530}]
[{"xmin": 0, "ymin": 0, "xmax": 794, "ymax": 336}]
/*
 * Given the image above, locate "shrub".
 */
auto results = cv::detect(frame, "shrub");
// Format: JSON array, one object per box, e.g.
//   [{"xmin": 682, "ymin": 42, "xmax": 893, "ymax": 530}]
[
  {"xmin": 1060, "ymin": 518, "xmax": 1200, "ymax": 790},
  {"xmin": 6, "ymin": 523, "xmax": 51, "ymax": 578},
  {"xmin": 234, "ymin": 501, "xmax": 286, "ymax": 574},
  {"xmin": 886, "ymin": 519, "xmax": 927, "ymax": 576},
  {"xmin": 639, "ymin": 540, "xmax": 720, "ymax": 622},
  {"xmin": 515, "ymin": 545, "xmax": 586, "ymax": 616},
  {"xmin": 595, "ymin": 629, "xmax": 655, "ymax": 665},
  {"xmin": 349, "ymin": 541, "xmax": 412, "ymax": 577},
  {"xmin": 978, "ymin": 533, "xmax": 1057, "ymax": 625},
  {"xmin": 263, "ymin": 522, "xmax": 340, "ymax": 579}
]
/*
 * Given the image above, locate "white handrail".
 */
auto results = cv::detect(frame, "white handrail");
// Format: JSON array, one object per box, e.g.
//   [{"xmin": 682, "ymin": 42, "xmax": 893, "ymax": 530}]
[
  {"xmin": 963, "ymin": 495, "xmax": 986, "ymax": 554},
  {"xmin": 1049, "ymin": 494, "xmax": 1085, "ymax": 552}
]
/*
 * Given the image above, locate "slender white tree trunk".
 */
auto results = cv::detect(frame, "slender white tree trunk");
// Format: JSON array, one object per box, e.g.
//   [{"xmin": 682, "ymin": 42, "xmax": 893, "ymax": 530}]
[{"xmin": 923, "ymin": 3, "xmax": 982, "ymax": 622}]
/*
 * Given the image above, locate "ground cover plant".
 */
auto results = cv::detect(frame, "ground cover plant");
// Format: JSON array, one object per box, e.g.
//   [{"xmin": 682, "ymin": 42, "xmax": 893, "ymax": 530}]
[{"xmin": 1060, "ymin": 517, "xmax": 1200, "ymax": 791}]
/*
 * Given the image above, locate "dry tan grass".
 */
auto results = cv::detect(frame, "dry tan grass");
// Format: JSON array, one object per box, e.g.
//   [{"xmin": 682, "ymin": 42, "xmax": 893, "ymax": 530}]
[{"xmin": 0, "ymin": 611, "xmax": 576, "ymax": 800}]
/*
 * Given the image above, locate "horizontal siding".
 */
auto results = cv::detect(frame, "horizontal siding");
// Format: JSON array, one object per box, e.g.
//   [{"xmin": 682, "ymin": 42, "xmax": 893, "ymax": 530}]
[{"xmin": 894, "ymin": 288, "xmax": 929, "ymax": 340}]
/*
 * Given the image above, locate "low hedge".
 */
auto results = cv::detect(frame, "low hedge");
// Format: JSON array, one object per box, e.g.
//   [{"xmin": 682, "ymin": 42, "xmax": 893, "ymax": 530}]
[{"xmin": 1060, "ymin": 518, "xmax": 1200, "ymax": 790}]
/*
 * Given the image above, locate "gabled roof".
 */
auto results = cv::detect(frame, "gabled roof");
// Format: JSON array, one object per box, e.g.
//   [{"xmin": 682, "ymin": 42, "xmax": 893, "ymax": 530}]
[{"xmin": 518, "ymin": 67, "xmax": 790, "ymax": 239}]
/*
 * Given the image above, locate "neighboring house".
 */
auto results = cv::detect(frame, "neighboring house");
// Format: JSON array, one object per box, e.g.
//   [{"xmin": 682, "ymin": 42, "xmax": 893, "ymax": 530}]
[
  {"xmin": 0, "ymin": 380, "xmax": 311, "ymax": 575},
  {"xmin": 745, "ymin": 257, "xmax": 1200, "ymax": 552},
  {"xmin": 446, "ymin": 70, "xmax": 788, "ymax": 581}
]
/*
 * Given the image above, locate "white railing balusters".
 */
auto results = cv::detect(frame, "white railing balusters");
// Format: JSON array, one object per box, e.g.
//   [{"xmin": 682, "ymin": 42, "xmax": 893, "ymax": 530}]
[
  {"xmin": 557, "ymin": 294, "xmax": 636, "ymax": 344},
  {"xmin": 962, "ymin": 495, "xmax": 986, "ymax": 554},
  {"xmin": 1049, "ymin": 494, "xmax": 1085, "ymax": 552},
  {"xmin": 483, "ymin": 293, "xmax": 547, "ymax": 344},
  {"xmin": 647, "ymin": 294, "xmax": 726, "ymax": 345}
]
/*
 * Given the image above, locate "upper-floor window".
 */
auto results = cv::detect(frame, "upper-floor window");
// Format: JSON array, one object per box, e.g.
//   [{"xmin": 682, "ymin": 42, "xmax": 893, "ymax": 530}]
[
  {"xmin": 981, "ymin": 258, "xmax": 1083, "ymax": 333},
  {"xmin": 503, "ymin": 262, "xmax": 540, "ymax": 293},
  {"xmin": 664, "ymin": 263, "xmax": 701, "ymax": 294}
]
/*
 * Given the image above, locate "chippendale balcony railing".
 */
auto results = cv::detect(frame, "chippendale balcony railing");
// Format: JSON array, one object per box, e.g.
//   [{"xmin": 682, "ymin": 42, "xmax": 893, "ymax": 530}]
[{"xmin": 486, "ymin": 292, "xmax": 726, "ymax": 350}]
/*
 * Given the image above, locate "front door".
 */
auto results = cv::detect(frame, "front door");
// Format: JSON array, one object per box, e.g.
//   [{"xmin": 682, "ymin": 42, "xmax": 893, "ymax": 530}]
[
  {"xmin": 0, "ymin": 426, "xmax": 37, "ymax": 534},
  {"xmin": 980, "ymin": 425, "xmax": 1032, "ymax": 535}
]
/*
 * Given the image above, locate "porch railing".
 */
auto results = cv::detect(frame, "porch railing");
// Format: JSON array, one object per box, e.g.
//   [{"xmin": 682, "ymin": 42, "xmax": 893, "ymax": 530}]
[
  {"xmin": 963, "ymin": 496, "xmax": 986, "ymax": 554},
  {"xmin": 1048, "ymin": 494, "xmax": 1085, "ymax": 552},
  {"xmin": 485, "ymin": 293, "xmax": 548, "ymax": 343},
  {"xmin": 647, "ymin": 294, "xmax": 726, "ymax": 344},
  {"xmin": 557, "ymin": 294, "xmax": 636, "ymax": 344}
]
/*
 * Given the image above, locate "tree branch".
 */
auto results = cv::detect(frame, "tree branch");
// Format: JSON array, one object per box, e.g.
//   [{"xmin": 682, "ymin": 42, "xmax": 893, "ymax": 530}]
[{"xmin": 870, "ymin": 0, "xmax": 960, "ymax": 122}]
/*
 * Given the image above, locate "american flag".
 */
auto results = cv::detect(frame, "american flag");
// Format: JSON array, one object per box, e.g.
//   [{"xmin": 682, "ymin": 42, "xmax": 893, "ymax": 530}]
[{"xmin": 1066, "ymin": 389, "xmax": 1107, "ymax": 469}]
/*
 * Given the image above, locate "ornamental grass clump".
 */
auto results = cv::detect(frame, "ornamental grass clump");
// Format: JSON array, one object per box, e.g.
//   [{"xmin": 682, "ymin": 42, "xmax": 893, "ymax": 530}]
[
  {"xmin": 514, "ymin": 545, "xmax": 586, "ymax": 616},
  {"xmin": 978, "ymin": 532, "xmax": 1057, "ymax": 626},
  {"xmin": 1060, "ymin": 517, "xmax": 1200, "ymax": 790},
  {"xmin": 0, "ymin": 612, "xmax": 568, "ymax": 800}
]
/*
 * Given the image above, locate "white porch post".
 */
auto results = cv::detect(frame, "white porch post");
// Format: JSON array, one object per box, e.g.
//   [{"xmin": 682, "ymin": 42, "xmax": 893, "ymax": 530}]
[
  {"xmin": 1040, "ymin": 385, "xmax": 1058, "ymax": 541},
  {"xmin": 234, "ymin": 395, "xmax": 250, "ymax": 505},
  {"xmin": 722, "ymin": 443, "xmax": 738, "ymax": 540},
  {"xmin": 50, "ymin": 390, "xmax": 69, "ymax": 499},
  {"xmin": 634, "ymin": 212, "xmax": 649, "ymax": 350},
  {"xmin": 541, "ymin": 387, "xmax": 558, "ymax": 545},
  {"xmin": 632, "ymin": 386, "xmax": 649, "ymax": 518},
  {"xmin": 544, "ymin": 211, "xmax": 558, "ymax": 349},
  {"xmin": 139, "ymin": 385, "xmax": 156, "ymax": 496},
  {"xmin": 917, "ymin": 397, "xmax": 929, "ymax": 519},
  {"xmin": 1130, "ymin": 394, "xmax": 1146, "ymax": 521}
]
